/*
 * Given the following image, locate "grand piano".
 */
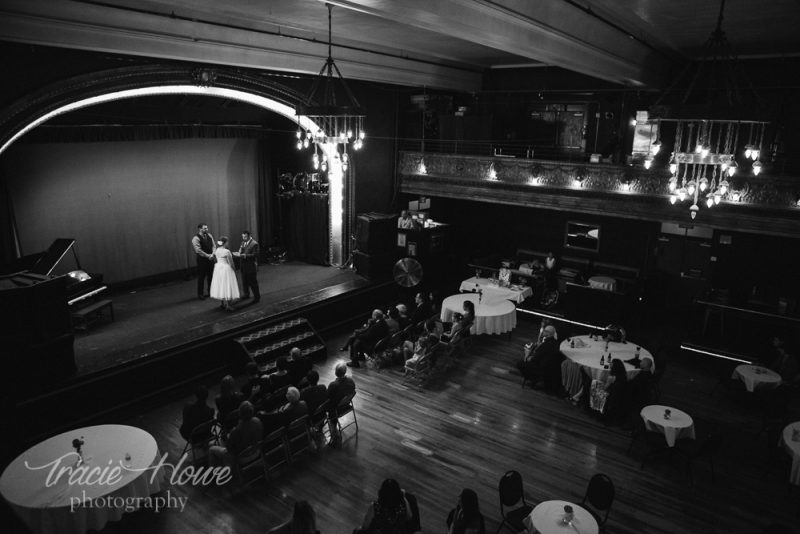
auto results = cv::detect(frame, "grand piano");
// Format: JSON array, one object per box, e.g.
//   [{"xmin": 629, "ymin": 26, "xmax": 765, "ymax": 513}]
[{"xmin": 0, "ymin": 238, "xmax": 107, "ymax": 378}]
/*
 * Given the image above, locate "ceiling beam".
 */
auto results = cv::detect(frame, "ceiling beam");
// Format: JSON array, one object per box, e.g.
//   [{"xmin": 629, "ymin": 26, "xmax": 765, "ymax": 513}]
[
  {"xmin": 0, "ymin": 0, "xmax": 482, "ymax": 91},
  {"xmin": 324, "ymin": 0, "xmax": 669, "ymax": 87}
]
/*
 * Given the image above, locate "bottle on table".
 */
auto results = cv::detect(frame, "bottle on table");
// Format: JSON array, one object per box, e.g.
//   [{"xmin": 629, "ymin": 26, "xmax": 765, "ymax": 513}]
[{"xmin": 600, "ymin": 355, "xmax": 605, "ymax": 366}]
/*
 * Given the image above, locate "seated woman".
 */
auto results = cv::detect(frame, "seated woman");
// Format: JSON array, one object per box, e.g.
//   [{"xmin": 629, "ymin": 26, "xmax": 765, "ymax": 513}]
[
  {"xmin": 446, "ymin": 489, "xmax": 485, "ymax": 534},
  {"xmin": 404, "ymin": 335, "xmax": 431, "ymax": 374},
  {"xmin": 443, "ymin": 300, "xmax": 475, "ymax": 343},
  {"xmin": 215, "ymin": 375, "xmax": 244, "ymax": 430},
  {"xmin": 357, "ymin": 479, "xmax": 413, "ymax": 534}
]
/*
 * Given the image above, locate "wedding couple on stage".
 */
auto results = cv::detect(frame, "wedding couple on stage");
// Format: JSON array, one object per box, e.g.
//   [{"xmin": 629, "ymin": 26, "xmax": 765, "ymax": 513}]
[{"xmin": 192, "ymin": 224, "xmax": 260, "ymax": 311}]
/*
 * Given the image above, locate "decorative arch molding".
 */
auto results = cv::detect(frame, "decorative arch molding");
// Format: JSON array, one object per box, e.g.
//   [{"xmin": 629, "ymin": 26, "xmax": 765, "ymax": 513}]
[{"xmin": 0, "ymin": 64, "xmax": 350, "ymax": 266}]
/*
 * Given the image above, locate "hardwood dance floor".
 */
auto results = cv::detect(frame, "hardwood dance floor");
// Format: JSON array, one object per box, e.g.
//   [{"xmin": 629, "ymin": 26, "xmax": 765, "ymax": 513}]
[{"xmin": 11, "ymin": 317, "xmax": 798, "ymax": 534}]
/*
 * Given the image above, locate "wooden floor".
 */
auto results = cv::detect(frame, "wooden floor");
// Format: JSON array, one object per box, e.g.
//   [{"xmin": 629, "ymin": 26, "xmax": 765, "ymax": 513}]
[{"xmin": 9, "ymin": 317, "xmax": 799, "ymax": 534}]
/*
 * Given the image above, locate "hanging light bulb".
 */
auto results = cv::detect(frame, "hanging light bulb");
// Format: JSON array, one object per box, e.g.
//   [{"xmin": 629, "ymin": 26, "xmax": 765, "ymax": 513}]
[
  {"xmin": 699, "ymin": 177, "xmax": 708, "ymax": 191},
  {"xmin": 347, "ymin": 129, "xmax": 353, "ymax": 139},
  {"xmin": 752, "ymin": 160, "xmax": 763, "ymax": 175},
  {"xmin": 669, "ymin": 162, "xmax": 678, "ymax": 174},
  {"xmin": 678, "ymin": 188, "xmax": 687, "ymax": 202},
  {"xmin": 322, "ymin": 153, "xmax": 328, "ymax": 163},
  {"xmin": 296, "ymin": 140, "xmax": 302, "ymax": 150},
  {"xmin": 719, "ymin": 180, "xmax": 729, "ymax": 195},
  {"xmin": 751, "ymin": 149, "xmax": 760, "ymax": 160},
  {"xmin": 668, "ymin": 177, "xmax": 678, "ymax": 192},
  {"xmin": 744, "ymin": 145, "xmax": 752, "ymax": 159},
  {"xmin": 321, "ymin": 161, "xmax": 327, "ymax": 172},
  {"xmin": 732, "ymin": 191, "xmax": 741, "ymax": 202},
  {"xmin": 669, "ymin": 194, "xmax": 677, "ymax": 205},
  {"xmin": 296, "ymin": 130, "xmax": 302, "ymax": 139},
  {"xmin": 714, "ymin": 192, "xmax": 722, "ymax": 204},
  {"xmin": 720, "ymin": 161, "xmax": 729, "ymax": 172},
  {"xmin": 644, "ymin": 155, "xmax": 654, "ymax": 169},
  {"xmin": 727, "ymin": 161, "xmax": 737, "ymax": 177},
  {"xmin": 690, "ymin": 204, "xmax": 699, "ymax": 219},
  {"xmin": 687, "ymin": 180, "xmax": 696, "ymax": 195},
  {"xmin": 303, "ymin": 138, "xmax": 309, "ymax": 148},
  {"xmin": 359, "ymin": 130, "xmax": 366, "ymax": 140},
  {"xmin": 695, "ymin": 144, "xmax": 704, "ymax": 154},
  {"xmin": 701, "ymin": 146, "xmax": 710, "ymax": 158},
  {"xmin": 706, "ymin": 197, "xmax": 714, "ymax": 208}
]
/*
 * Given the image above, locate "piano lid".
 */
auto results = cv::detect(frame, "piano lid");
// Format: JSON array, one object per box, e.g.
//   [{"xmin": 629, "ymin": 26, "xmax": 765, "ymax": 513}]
[{"xmin": 30, "ymin": 238, "xmax": 79, "ymax": 276}]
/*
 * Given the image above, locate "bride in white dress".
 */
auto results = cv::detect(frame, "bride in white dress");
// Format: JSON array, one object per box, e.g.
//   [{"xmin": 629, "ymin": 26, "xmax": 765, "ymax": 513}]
[{"xmin": 209, "ymin": 236, "xmax": 240, "ymax": 310}]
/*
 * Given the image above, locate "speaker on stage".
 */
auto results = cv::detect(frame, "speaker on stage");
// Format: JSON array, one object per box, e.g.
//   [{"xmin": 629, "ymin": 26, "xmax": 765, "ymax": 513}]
[
  {"xmin": 355, "ymin": 212, "xmax": 397, "ymax": 255},
  {"xmin": 353, "ymin": 250, "xmax": 397, "ymax": 280}
]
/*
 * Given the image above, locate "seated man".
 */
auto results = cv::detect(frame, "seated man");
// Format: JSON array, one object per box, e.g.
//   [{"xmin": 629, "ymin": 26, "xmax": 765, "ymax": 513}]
[
  {"xmin": 258, "ymin": 386, "xmax": 308, "ymax": 436},
  {"xmin": 179, "ymin": 385, "xmax": 215, "ymax": 442},
  {"xmin": 209, "ymin": 401, "xmax": 262, "ymax": 470},
  {"xmin": 517, "ymin": 325, "xmax": 564, "ymax": 393},
  {"xmin": 342, "ymin": 309, "xmax": 389, "ymax": 368},
  {"xmin": 409, "ymin": 292, "xmax": 434, "ymax": 325},
  {"xmin": 269, "ymin": 357, "xmax": 293, "ymax": 391},
  {"xmin": 385, "ymin": 306, "xmax": 402, "ymax": 335},
  {"xmin": 240, "ymin": 362, "xmax": 263, "ymax": 400},
  {"xmin": 300, "ymin": 370, "xmax": 329, "ymax": 415},
  {"xmin": 395, "ymin": 304, "xmax": 411, "ymax": 330},
  {"xmin": 287, "ymin": 347, "xmax": 313, "ymax": 387}
]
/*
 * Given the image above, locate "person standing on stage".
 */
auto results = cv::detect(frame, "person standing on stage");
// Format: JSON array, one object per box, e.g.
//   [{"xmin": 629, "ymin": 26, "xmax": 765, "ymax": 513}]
[
  {"xmin": 192, "ymin": 223, "xmax": 215, "ymax": 300},
  {"xmin": 234, "ymin": 230, "xmax": 260, "ymax": 302}
]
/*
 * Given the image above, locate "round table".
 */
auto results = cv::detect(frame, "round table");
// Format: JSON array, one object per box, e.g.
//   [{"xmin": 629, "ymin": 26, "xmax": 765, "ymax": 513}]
[
  {"xmin": 523, "ymin": 500, "xmax": 598, "ymax": 534},
  {"xmin": 0, "ymin": 425, "xmax": 165, "ymax": 534},
  {"xmin": 440, "ymin": 293, "xmax": 517, "ymax": 335},
  {"xmin": 640, "ymin": 405, "xmax": 696, "ymax": 447},
  {"xmin": 732, "ymin": 365, "xmax": 782, "ymax": 392},
  {"xmin": 458, "ymin": 277, "xmax": 533, "ymax": 304},
  {"xmin": 782, "ymin": 422, "xmax": 800, "ymax": 486},
  {"xmin": 560, "ymin": 335, "xmax": 654, "ymax": 381},
  {"xmin": 588, "ymin": 275, "xmax": 617, "ymax": 292}
]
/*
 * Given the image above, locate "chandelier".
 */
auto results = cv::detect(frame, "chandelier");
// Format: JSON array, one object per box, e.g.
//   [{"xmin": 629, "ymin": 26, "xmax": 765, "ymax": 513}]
[
  {"xmin": 295, "ymin": 3, "xmax": 365, "ymax": 173},
  {"xmin": 647, "ymin": 0, "xmax": 769, "ymax": 219}
]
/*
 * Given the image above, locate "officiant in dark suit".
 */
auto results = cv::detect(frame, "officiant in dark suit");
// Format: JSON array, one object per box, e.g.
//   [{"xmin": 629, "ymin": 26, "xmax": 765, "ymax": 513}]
[{"xmin": 234, "ymin": 230, "xmax": 260, "ymax": 302}]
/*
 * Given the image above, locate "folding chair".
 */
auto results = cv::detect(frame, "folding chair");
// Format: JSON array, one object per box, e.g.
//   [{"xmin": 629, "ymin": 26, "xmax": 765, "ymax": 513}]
[
  {"xmin": 495, "ymin": 470, "xmax": 533, "ymax": 534},
  {"xmin": 286, "ymin": 415, "xmax": 312, "ymax": 461},
  {"xmin": 262, "ymin": 428, "xmax": 289, "ymax": 477},
  {"xmin": 580, "ymin": 473, "xmax": 615, "ymax": 530},
  {"xmin": 180, "ymin": 419, "xmax": 221, "ymax": 464}
]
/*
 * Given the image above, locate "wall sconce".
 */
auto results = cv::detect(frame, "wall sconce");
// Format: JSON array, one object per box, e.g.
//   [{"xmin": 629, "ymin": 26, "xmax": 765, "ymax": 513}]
[
  {"xmin": 488, "ymin": 163, "xmax": 497, "ymax": 180},
  {"xmin": 418, "ymin": 158, "xmax": 427, "ymax": 175},
  {"xmin": 528, "ymin": 175, "xmax": 540, "ymax": 186},
  {"xmin": 621, "ymin": 180, "xmax": 632, "ymax": 192}
]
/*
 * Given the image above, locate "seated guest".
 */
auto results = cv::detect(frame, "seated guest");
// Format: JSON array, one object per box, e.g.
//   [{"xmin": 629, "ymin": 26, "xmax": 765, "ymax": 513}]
[
  {"xmin": 268, "ymin": 501, "xmax": 320, "ymax": 534},
  {"xmin": 446, "ymin": 489, "xmax": 485, "ymax": 534},
  {"xmin": 240, "ymin": 362, "xmax": 262, "ymax": 400},
  {"xmin": 410, "ymin": 292, "xmax": 434, "ymax": 325},
  {"xmin": 356, "ymin": 478, "xmax": 413, "ymax": 534},
  {"xmin": 269, "ymin": 357, "xmax": 293, "ymax": 391},
  {"xmin": 385, "ymin": 306, "xmax": 402, "ymax": 335},
  {"xmin": 328, "ymin": 362, "xmax": 356, "ymax": 445},
  {"xmin": 344, "ymin": 309, "xmax": 389, "ymax": 368},
  {"xmin": 209, "ymin": 401, "xmax": 262, "ymax": 470},
  {"xmin": 764, "ymin": 336, "xmax": 800, "ymax": 383},
  {"xmin": 602, "ymin": 358, "xmax": 630, "ymax": 425},
  {"xmin": 628, "ymin": 358, "xmax": 655, "ymax": 411},
  {"xmin": 517, "ymin": 325, "xmax": 564, "ymax": 393},
  {"xmin": 442, "ymin": 300, "xmax": 475, "ymax": 343},
  {"xmin": 396, "ymin": 304, "xmax": 411, "ymax": 330},
  {"xmin": 398, "ymin": 209, "xmax": 415, "ymax": 229},
  {"xmin": 179, "ymin": 385, "xmax": 215, "ymax": 441},
  {"xmin": 215, "ymin": 375, "xmax": 244, "ymax": 425},
  {"xmin": 287, "ymin": 347, "xmax": 312, "ymax": 386},
  {"xmin": 404, "ymin": 335, "xmax": 430, "ymax": 374},
  {"xmin": 258, "ymin": 386, "xmax": 308, "ymax": 436},
  {"xmin": 300, "ymin": 370, "xmax": 328, "ymax": 415}
]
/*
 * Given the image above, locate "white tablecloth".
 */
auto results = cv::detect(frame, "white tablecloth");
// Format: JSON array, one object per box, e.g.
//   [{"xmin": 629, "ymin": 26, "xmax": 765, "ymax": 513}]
[
  {"xmin": 640, "ymin": 405, "xmax": 696, "ymax": 447},
  {"xmin": 732, "ymin": 365, "xmax": 782, "ymax": 392},
  {"xmin": 0, "ymin": 425, "xmax": 165, "ymax": 534},
  {"xmin": 782, "ymin": 422, "xmax": 800, "ymax": 486},
  {"xmin": 588, "ymin": 275, "xmax": 617, "ymax": 292},
  {"xmin": 459, "ymin": 277, "xmax": 533, "ymax": 304},
  {"xmin": 523, "ymin": 500, "xmax": 598, "ymax": 534},
  {"xmin": 440, "ymin": 293, "xmax": 517, "ymax": 335},
  {"xmin": 560, "ymin": 335, "xmax": 654, "ymax": 381}
]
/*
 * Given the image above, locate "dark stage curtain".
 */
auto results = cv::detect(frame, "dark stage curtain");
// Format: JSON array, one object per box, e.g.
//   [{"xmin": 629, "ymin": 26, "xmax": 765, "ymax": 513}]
[
  {"xmin": 278, "ymin": 192, "xmax": 329, "ymax": 265},
  {"xmin": 257, "ymin": 139, "xmax": 277, "ymax": 250}
]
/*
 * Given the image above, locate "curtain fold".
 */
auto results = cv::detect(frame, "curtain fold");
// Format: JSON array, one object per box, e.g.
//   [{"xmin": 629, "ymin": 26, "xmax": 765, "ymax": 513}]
[{"xmin": 278, "ymin": 192, "xmax": 329, "ymax": 265}]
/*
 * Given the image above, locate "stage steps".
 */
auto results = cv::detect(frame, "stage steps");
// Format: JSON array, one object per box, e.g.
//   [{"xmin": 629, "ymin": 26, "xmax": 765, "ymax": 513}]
[{"xmin": 234, "ymin": 317, "xmax": 327, "ymax": 372}]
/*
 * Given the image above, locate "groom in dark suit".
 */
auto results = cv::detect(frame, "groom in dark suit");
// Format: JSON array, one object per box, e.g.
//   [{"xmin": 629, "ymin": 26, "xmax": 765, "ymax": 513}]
[{"xmin": 235, "ymin": 230, "xmax": 260, "ymax": 302}]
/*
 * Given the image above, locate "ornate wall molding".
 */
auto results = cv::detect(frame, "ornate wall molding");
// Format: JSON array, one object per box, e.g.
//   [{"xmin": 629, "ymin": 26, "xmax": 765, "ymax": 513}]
[{"xmin": 400, "ymin": 151, "xmax": 800, "ymax": 237}]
